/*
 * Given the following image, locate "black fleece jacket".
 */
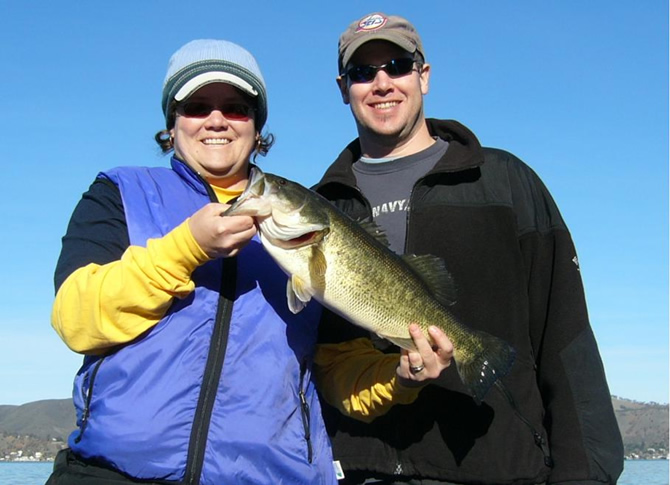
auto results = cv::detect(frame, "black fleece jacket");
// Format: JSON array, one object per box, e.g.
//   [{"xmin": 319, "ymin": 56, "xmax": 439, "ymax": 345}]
[{"xmin": 314, "ymin": 119, "xmax": 623, "ymax": 485}]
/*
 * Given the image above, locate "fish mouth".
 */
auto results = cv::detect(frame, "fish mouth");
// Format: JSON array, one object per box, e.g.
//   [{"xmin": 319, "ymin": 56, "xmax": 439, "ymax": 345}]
[
  {"xmin": 244, "ymin": 166, "xmax": 266, "ymax": 198},
  {"xmin": 224, "ymin": 166, "xmax": 270, "ymax": 217},
  {"xmin": 262, "ymin": 227, "xmax": 327, "ymax": 250},
  {"xmin": 225, "ymin": 167, "xmax": 329, "ymax": 247}
]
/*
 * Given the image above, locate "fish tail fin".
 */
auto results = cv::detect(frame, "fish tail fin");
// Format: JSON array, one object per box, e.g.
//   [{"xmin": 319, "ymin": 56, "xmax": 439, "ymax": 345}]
[{"xmin": 454, "ymin": 331, "xmax": 516, "ymax": 405}]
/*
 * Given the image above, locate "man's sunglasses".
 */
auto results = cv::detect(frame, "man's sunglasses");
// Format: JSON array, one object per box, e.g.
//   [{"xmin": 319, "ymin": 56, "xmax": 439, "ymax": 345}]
[
  {"xmin": 176, "ymin": 101, "xmax": 253, "ymax": 120},
  {"xmin": 342, "ymin": 58, "xmax": 418, "ymax": 83}
]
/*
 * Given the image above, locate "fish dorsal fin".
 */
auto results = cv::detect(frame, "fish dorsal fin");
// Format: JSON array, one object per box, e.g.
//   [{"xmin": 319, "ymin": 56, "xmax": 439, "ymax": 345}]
[
  {"xmin": 358, "ymin": 220, "xmax": 390, "ymax": 247},
  {"xmin": 401, "ymin": 254, "xmax": 457, "ymax": 306}
]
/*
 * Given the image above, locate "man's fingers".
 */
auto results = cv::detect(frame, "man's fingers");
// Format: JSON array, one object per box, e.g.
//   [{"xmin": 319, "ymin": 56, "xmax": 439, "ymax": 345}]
[
  {"xmin": 407, "ymin": 350, "xmax": 425, "ymax": 373},
  {"xmin": 396, "ymin": 324, "xmax": 454, "ymax": 386},
  {"xmin": 428, "ymin": 326, "xmax": 454, "ymax": 365}
]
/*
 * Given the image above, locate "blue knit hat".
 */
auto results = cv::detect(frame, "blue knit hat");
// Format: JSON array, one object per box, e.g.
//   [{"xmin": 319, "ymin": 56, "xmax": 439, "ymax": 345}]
[{"xmin": 162, "ymin": 39, "xmax": 268, "ymax": 130}]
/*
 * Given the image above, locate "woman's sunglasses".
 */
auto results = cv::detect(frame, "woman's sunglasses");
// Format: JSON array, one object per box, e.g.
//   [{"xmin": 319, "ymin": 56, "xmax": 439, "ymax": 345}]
[
  {"xmin": 176, "ymin": 101, "xmax": 253, "ymax": 121},
  {"xmin": 342, "ymin": 58, "xmax": 418, "ymax": 84}
]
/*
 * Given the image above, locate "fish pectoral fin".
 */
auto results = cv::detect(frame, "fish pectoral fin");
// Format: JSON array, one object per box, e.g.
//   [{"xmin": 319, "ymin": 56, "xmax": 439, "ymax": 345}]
[
  {"xmin": 286, "ymin": 275, "xmax": 313, "ymax": 314},
  {"xmin": 309, "ymin": 246, "xmax": 328, "ymax": 279}
]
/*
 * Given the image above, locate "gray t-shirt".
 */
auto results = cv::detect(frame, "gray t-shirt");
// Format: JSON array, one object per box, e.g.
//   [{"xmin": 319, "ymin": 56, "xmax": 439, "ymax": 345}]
[{"xmin": 353, "ymin": 138, "xmax": 449, "ymax": 253}]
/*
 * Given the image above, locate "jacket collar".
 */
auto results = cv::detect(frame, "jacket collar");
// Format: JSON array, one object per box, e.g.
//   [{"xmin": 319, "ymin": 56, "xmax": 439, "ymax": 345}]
[
  {"xmin": 314, "ymin": 118, "xmax": 484, "ymax": 191},
  {"xmin": 170, "ymin": 156, "xmax": 211, "ymax": 197}
]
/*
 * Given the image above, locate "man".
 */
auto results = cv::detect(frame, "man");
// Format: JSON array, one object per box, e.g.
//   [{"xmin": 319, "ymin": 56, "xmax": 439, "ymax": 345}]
[{"xmin": 313, "ymin": 12, "xmax": 623, "ymax": 485}]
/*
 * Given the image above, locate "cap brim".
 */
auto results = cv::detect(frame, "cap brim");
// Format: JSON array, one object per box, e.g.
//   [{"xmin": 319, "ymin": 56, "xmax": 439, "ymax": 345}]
[
  {"xmin": 341, "ymin": 33, "xmax": 417, "ymax": 72},
  {"xmin": 174, "ymin": 72, "xmax": 259, "ymax": 102}
]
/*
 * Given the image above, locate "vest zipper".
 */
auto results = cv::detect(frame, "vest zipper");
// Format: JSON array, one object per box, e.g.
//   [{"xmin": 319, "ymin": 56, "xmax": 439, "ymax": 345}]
[
  {"xmin": 298, "ymin": 359, "xmax": 313, "ymax": 463},
  {"xmin": 74, "ymin": 357, "xmax": 106, "ymax": 444},
  {"xmin": 183, "ymin": 171, "xmax": 237, "ymax": 485},
  {"xmin": 184, "ymin": 258, "xmax": 236, "ymax": 484}
]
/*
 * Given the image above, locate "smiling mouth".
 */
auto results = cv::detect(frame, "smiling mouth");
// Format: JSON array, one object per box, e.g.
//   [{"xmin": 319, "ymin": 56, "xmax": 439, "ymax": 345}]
[
  {"xmin": 203, "ymin": 138, "xmax": 231, "ymax": 145},
  {"xmin": 372, "ymin": 101, "xmax": 399, "ymax": 110}
]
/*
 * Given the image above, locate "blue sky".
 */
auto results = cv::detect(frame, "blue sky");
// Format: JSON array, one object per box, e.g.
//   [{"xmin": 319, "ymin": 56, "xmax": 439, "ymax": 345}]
[{"xmin": 0, "ymin": 2, "xmax": 667, "ymax": 406}]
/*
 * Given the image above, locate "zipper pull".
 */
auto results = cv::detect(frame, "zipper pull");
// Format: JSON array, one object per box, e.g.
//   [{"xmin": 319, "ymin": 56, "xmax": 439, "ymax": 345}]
[
  {"xmin": 533, "ymin": 432, "xmax": 554, "ymax": 468},
  {"xmin": 298, "ymin": 360, "xmax": 313, "ymax": 463}
]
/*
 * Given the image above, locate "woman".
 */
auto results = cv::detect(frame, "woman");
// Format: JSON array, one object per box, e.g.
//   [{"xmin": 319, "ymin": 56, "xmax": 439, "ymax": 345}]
[{"xmin": 47, "ymin": 39, "xmax": 336, "ymax": 485}]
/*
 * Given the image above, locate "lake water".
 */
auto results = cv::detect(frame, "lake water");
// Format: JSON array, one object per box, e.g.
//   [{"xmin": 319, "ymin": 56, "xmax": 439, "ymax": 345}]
[{"xmin": 0, "ymin": 459, "xmax": 667, "ymax": 484}]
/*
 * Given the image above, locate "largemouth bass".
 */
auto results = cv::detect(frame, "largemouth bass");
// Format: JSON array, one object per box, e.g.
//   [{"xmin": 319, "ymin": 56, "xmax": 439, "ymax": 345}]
[{"xmin": 226, "ymin": 167, "xmax": 515, "ymax": 403}]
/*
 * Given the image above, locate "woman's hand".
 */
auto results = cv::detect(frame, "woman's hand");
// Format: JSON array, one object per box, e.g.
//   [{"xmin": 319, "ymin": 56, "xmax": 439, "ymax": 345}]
[
  {"xmin": 188, "ymin": 203, "xmax": 257, "ymax": 259},
  {"xmin": 396, "ymin": 324, "xmax": 454, "ymax": 387}
]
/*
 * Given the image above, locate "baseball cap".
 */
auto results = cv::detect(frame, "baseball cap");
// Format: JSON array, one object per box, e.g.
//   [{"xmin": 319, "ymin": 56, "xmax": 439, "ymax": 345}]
[
  {"xmin": 338, "ymin": 13, "xmax": 425, "ymax": 74},
  {"xmin": 161, "ymin": 39, "xmax": 268, "ymax": 130}
]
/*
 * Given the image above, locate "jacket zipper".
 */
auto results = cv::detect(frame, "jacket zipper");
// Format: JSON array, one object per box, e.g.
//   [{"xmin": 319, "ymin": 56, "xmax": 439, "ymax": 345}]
[
  {"xmin": 405, "ymin": 177, "xmax": 552, "ymax": 467},
  {"xmin": 184, "ymin": 178, "xmax": 237, "ymax": 485},
  {"xmin": 349, "ymin": 183, "xmax": 410, "ymax": 474},
  {"xmin": 494, "ymin": 381, "xmax": 553, "ymax": 467},
  {"xmin": 298, "ymin": 360, "xmax": 313, "ymax": 463},
  {"xmin": 403, "ymin": 175, "xmax": 429, "ymax": 254},
  {"xmin": 74, "ymin": 357, "xmax": 106, "ymax": 443}
]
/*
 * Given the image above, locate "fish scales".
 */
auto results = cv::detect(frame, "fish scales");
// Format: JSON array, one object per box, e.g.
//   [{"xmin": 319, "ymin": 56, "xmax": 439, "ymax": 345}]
[{"xmin": 322, "ymin": 213, "xmax": 472, "ymax": 351}]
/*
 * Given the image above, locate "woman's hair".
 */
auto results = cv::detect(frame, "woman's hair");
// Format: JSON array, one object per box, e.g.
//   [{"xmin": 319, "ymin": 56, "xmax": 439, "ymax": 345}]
[{"xmin": 155, "ymin": 101, "xmax": 275, "ymax": 161}]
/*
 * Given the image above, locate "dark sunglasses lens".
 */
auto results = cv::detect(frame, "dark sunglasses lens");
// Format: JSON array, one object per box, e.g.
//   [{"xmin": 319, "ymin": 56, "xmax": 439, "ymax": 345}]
[
  {"xmin": 349, "ymin": 66, "xmax": 376, "ymax": 83},
  {"xmin": 386, "ymin": 58, "xmax": 415, "ymax": 76},
  {"xmin": 179, "ymin": 102, "xmax": 251, "ymax": 120},
  {"xmin": 347, "ymin": 58, "xmax": 416, "ymax": 83},
  {"xmin": 221, "ymin": 104, "xmax": 252, "ymax": 120},
  {"xmin": 180, "ymin": 102, "xmax": 210, "ymax": 117}
]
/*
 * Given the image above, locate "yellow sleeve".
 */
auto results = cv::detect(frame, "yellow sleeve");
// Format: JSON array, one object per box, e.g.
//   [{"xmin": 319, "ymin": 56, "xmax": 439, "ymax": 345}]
[
  {"xmin": 313, "ymin": 338, "xmax": 423, "ymax": 423},
  {"xmin": 51, "ymin": 220, "xmax": 210, "ymax": 354}
]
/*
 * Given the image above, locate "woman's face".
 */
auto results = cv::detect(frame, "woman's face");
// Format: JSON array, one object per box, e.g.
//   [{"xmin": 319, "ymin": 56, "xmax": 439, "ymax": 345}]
[{"xmin": 171, "ymin": 83, "xmax": 257, "ymax": 189}]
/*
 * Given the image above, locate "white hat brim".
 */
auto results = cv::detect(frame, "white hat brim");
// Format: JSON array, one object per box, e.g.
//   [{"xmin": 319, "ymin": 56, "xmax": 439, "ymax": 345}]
[{"xmin": 174, "ymin": 72, "xmax": 259, "ymax": 102}]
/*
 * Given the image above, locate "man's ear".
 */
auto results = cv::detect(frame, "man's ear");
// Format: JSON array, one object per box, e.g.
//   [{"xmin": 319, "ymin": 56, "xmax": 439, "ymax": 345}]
[
  {"xmin": 419, "ymin": 63, "xmax": 431, "ymax": 95},
  {"xmin": 336, "ymin": 76, "xmax": 350, "ymax": 105}
]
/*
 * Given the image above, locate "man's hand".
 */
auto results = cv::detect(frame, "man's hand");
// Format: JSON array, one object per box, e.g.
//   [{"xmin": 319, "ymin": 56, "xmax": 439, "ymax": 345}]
[{"xmin": 396, "ymin": 324, "xmax": 453, "ymax": 387}]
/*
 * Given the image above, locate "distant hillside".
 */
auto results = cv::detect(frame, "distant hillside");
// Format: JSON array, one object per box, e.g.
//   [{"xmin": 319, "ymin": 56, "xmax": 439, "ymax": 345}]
[
  {"xmin": 0, "ymin": 399, "xmax": 76, "ymax": 460},
  {"xmin": 0, "ymin": 399, "xmax": 75, "ymax": 441},
  {"xmin": 612, "ymin": 396, "xmax": 669, "ymax": 456},
  {"xmin": 0, "ymin": 396, "xmax": 667, "ymax": 460}
]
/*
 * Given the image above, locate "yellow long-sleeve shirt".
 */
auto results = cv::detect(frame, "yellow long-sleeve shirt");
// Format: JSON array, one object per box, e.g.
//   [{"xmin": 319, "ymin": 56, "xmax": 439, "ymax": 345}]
[
  {"xmin": 52, "ymin": 184, "xmax": 238, "ymax": 354},
  {"xmin": 51, "ymin": 219, "xmax": 209, "ymax": 354},
  {"xmin": 313, "ymin": 339, "xmax": 422, "ymax": 422},
  {"xmin": 52, "ymin": 183, "xmax": 422, "ymax": 419}
]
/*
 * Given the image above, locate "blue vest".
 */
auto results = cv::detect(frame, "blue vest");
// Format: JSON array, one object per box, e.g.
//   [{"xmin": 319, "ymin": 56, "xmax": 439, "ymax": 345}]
[{"xmin": 68, "ymin": 158, "xmax": 336, "ymax": 485}]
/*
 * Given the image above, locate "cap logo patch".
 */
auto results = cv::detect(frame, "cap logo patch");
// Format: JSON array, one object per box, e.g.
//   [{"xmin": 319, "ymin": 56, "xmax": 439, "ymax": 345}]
[{"xmin": 356, "ymin": 14, "xmax": 387, "ymax": 32}]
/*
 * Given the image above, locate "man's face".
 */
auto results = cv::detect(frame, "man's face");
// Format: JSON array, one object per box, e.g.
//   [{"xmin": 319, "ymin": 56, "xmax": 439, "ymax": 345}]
[{"xmin": 338, "ymin": 40, "xmax": 430, "ymax": 151}]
